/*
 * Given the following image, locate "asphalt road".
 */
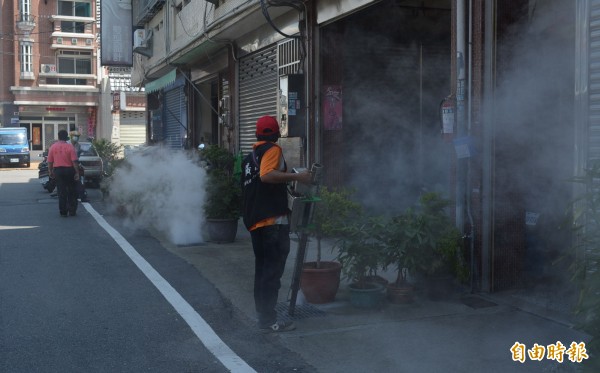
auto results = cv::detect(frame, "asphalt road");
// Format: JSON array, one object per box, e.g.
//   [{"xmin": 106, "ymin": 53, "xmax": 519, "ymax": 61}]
[{"xmin": 0, "ymin": 166, "xmax": 314, "ymax": 372}]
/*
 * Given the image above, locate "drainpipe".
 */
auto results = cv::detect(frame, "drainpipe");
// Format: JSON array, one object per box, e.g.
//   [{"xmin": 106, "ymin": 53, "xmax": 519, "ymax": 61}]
[
  {"xmin": 456, "ymin": 0, "xmax": 467, "ymax": 235},
  {"xmin": 481, "ymin": 0, "xmax": 495, "ymax": 292},
  {"xmin": 458, "ymin": 0, "xmax": 479, "ymax": 292},
  {"xmin": 466, "ymin": 0, "xmax": 477, "ymax": 292},
  {"xmin": 304, "ymin": 4, "xmax": 312, "ymax": 167}
]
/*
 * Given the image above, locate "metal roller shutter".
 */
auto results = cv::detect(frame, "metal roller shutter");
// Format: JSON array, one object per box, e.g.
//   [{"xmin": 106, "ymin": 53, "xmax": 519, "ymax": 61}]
[
  {"xmin": 120, "ymin": 112, "xmax": 146, "ymax": 147},
  {"xmin": 589, "ymin": 1, "xmax": 600, "ymax": 161},
  {"xmin": 164, "ymin": 86, "xmax": 185, "ymax": 149},
  {"xmin": 583, "ymin": 0, "xmax": 600, "ymax": 277},
  {"xmin": 238, "ymin": 46, "xmax": 278, "ymax": 155}
]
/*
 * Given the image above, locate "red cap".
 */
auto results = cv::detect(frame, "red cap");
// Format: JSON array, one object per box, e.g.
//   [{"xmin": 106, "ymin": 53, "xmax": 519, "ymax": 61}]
[{"xmin": 256, "ymin": 116, "xmax": 280, "ymax": 136}]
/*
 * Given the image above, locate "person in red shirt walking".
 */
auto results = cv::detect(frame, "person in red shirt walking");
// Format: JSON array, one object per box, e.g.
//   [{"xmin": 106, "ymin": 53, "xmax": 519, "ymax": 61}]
[{"xmin": 48, "ymin": 130, "xmax": 80, "ymax": 217}]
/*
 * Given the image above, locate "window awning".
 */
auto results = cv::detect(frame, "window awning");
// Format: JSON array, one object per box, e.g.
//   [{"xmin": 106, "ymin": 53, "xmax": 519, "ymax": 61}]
[{"xmin": 145, "ymin": 69, "xmax": 176, "ymax": 93}]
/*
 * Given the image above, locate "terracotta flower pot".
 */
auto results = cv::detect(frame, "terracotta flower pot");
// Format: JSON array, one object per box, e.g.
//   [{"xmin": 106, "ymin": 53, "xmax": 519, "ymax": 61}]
[{"xmin": 300, "ymin": 261, "xmax": 342, "ymax": 304}]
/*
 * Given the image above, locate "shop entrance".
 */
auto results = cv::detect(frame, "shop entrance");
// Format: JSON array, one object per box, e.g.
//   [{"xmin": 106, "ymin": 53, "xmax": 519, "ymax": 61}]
[
  {"xmin": 320, "ymin": 1, "xmax": 452, "ymax": 213},
  {"xmin": 43, "ymin": 122, "xmax": 70, "ymax": 149}
]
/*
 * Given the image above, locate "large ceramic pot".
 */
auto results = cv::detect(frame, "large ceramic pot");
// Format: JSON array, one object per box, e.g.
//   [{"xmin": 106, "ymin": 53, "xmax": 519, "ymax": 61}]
[
  {"xmin": 206, "ymin": 218, "xmax": 238, "ymax": 243},
  {"xmin": 300, "ymin": 261, "xmax": 342, "ymax": 304},
  {"xmin": 348, "ymin": 282, "xmax": 385, "ymax": 308}
]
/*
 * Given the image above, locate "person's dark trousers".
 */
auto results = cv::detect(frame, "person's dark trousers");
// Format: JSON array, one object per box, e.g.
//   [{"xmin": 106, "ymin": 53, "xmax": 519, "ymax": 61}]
[
  {"xmin": 54, "ymin": 167, "xmax": 78, "ymax": 216},
  {"xmin": 76, "ymin": 179, "xmax": 88, "ymax": 201},
  {"xmin": 250, "ymin": 224, "xmax": 291, "ymax": 327}
]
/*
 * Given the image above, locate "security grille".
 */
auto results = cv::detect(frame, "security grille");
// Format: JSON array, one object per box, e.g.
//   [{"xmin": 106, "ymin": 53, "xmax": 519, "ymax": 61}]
[
  {"xmin": 584, "ymin": 0, "xmax": 600, "ymax": 276},
  {"xmin": 589, "ymin": 2, "xmax": 600, "ymax": 162},
  {"xmin": 278, "ymin": 38, "xmax": 303, "ymax": 76},
  {"xmin": 164, "ymin": 86, "xmax": 185, "ymax": 149},
  {"xmin": 238, "ymin": 45, "xmax": 278, "ymax": 155},
  {"xmin": 120, "ymin": 111, "xmax": 146, "ymax": 147}
]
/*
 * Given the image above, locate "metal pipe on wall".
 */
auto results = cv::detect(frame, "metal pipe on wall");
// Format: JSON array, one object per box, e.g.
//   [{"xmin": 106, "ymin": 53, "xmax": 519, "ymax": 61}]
[
  {"xmin": 304, "ymin": 2, "xmax": 313, "ymax": 167},
  {"xmin": 456, "ymin": 0, "xmax": 467, "ymax": 232},
  {"xmin": 481, "ymin": 0, "xmax": 495, "ymax": 292},
  {"xmin": 466, "ymin": 0, "xmax": 476, "ymax": 292},
  {"xmin": 312, "ymin": 19, "xmax": 321, "ymax": 165}
]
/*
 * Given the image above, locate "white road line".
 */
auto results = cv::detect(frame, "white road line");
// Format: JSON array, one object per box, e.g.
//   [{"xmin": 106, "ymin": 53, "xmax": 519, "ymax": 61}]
[{"xmin": 83, "ymin": 203, "xmax": 256, "ymax": 373}]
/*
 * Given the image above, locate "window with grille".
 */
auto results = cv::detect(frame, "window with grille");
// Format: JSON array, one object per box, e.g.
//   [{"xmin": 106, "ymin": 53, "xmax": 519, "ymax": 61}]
[
  {"xmin": 20, "ymin": 0, "xmax": 31, "ymax": 21},
  {"xmin": 278, "ymin": 38, "xmax": 303, "ymax": 76},
  {"xmin": 20, "ymin": 43, "xmax": 32, "ymax": 73}
]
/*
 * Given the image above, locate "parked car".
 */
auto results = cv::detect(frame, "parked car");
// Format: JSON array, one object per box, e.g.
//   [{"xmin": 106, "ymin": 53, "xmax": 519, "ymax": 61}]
[{"xmin": 77, "ymin": 142, "xmax": 103, "ymax": 187}]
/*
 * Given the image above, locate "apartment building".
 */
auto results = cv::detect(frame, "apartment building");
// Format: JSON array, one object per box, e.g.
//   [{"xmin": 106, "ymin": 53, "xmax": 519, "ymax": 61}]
[
  {"xmin": 0, "ymin": 0, "xmax": 147, "ymax": 152},
  {"xmin": 1, "ymin": 0, "xmax": 99, "ymax": 151}
]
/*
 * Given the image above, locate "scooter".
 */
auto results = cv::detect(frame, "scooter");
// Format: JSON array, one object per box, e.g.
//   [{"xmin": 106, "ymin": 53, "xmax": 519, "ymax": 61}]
[
  {"xmin": 38, "ymin": 151, "xmax": 89, "ymax": 200},
  {"xmin": 38, "ymin": 151, "xmax": 56, "ymax": 193}
]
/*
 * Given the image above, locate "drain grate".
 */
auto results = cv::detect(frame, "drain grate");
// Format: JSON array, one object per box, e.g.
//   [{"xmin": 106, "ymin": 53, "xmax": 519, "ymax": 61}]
[
  {"xmin": 275, "ymin": 302, "xmax": 327, "ymax": 321},
  {"xmin": 461, "ymin": 295, "xmax": 498, "ymax": 309}
]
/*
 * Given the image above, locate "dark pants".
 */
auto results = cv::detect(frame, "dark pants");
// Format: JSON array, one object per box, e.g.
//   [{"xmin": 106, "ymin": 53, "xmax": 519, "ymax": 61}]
[
  {"xmin": 54, "ymin": 167, "xmax": 78, "ymax": 215},
  {"xmin": 76, "ymin": 178, "xmax": 87, "ymax": 201},
  {"xmin": 250, "ymin": 224, "xmax": 290, "ymax": 326}
]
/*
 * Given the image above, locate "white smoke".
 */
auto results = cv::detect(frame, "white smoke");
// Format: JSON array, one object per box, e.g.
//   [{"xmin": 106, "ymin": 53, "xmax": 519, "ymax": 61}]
[{"xmin": 108, "ymin": 146, "xmax": 207, "ymax": 245}]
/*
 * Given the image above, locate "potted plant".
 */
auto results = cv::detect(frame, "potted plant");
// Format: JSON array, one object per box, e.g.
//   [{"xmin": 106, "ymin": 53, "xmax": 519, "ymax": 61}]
[
  {"xmin": 567, "ymin": 163, "xmax": 600, "ymax": 367},
  {"xmin": 383, "ymin": 192, "xmax": 466, "ymax": 303},
  {"xmin": 335, "ymin": 213, "xmax": 387, "ymax": 308},
  {"xmin": 300, "ymin": 187, "xmax": 362, "ymax": 304},
  {"xmin": 200, "ymin": 145, "xmax": 242, "ymax": 243},
  {"xmin": 94, "ymin": 138, "xmax": 124, "ymax": 200}
]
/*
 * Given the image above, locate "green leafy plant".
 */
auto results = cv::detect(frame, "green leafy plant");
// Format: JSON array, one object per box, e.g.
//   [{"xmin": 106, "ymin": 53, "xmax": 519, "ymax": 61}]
[
  {"xmin": 307, "ymin": 187, "xmax": 363, "ymax": 268},
  {"xmin": 93, "ymin": 139, "xmax": 124, "ymax": 197},
  {"xmin": 567, "ymin": 163, "xmax": 600, "ymax": 371},
  {"xmin": 335, "ymin": 213, "xmax": 387, "ymax": 288},
  {"xmin": 383, "ymin": 192, "xmax": 467, "ymax": 287},
  {"xmin": 201, "ymin": 145, "xmax": 241, "ymax": 220},
  {"xmin": 92, "ymin": 138, "xmax": 123, "ymax": 178}
]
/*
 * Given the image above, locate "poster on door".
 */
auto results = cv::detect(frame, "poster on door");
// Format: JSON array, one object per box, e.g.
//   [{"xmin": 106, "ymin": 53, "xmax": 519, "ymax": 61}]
[
  {"xmin": 33, "ymin": 127, "xmax": 41, "ymax": 146},
  {"xmin": 323, "ymin": 85, "xmax": 342, "ymax": 130}
]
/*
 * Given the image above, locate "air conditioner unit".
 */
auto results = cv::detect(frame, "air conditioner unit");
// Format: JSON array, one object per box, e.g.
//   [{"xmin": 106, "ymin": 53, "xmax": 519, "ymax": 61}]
[
  {"xmin": 56, "ymin": 37, "xmax": 63, "ymax": 44},
  {"xmin": 71, "ymin": 38, "xmax": 77, "ymax": 45},
  {"xmin": 85, "ymin": 39, "xmax": 92, "ymax": 45},
  {"xmin": 40, "ymin": 64, "xmax": 57, "ymax": 74},
  {"xmin": 133, "ymin": 29, "xmax": 153, "ymax": 57},
  {"xmin": 133, "ymin": 29, "xmax": 146, "ymax": 49}
]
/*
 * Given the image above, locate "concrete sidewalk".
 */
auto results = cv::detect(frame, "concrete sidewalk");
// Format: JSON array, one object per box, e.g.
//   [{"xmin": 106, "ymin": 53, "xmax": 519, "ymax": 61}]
[{"xmin": 154, "ymin": 221, "xmax": 592, "ymax": 373}]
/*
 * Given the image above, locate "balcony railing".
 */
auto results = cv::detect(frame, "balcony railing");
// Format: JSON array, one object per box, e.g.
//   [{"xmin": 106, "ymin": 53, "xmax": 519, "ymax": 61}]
[
  {"xmin": 15, "ymin": 13, "xmax": 36, "ymax": 32},
  {"xmin": 39, "ymin": 75, "xmax": 97, "ymax": 87},
  {"xmin": 50, "ymin": 15, "xmax": 95, "ymax": 34}
]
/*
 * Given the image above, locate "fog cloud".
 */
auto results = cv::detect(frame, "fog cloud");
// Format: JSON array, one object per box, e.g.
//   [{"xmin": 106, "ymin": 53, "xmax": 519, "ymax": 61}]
[{"xmin": 108, "ymin": 146, "xmax": 207, "ymax": 245}]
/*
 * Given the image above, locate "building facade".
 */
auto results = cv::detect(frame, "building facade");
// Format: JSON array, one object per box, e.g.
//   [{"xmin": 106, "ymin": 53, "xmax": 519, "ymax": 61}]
[
  {"xmin": 0, "ymin": 0, "xmax": 147, "ymax": 152},
  {"xmin": 131, "ymin": 0, "xmax": 598, "ymax": 299},
  {"xmin": 1, "ymin": 0, "xmax": 100, "ymax": 151}
]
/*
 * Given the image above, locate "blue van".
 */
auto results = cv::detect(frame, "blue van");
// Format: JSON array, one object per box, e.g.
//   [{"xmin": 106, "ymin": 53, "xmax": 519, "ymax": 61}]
[{"xmin": 0, "ymin": 127, "xmax": 30, "ymax": 168}]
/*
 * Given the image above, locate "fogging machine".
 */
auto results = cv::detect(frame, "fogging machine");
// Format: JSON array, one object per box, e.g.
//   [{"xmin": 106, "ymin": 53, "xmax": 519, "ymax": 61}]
[
  {"xmin": 287, "ymin": 163, "xmax": 323, "ymax": 232},
  {"xmin": 287, "ymin": 163, "xmax": 323, "ymax": 316}
]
